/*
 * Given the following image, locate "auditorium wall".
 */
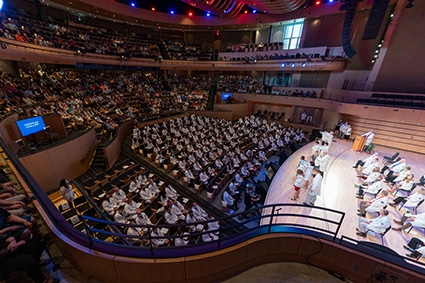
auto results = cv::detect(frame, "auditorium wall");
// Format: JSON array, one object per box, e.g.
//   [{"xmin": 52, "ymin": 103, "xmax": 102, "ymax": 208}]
[
  {"xmin": 18, "ymin": 129, "xmax": 98, "ymax": 192},
  {"xmin": 302, "ymin": 13, "xmax": 344, "ymax": 48},
  {"xmin": 0, "ymin": 60, "xmax": 17, "ymax": 75},
  {"xmin": 373, "ymin": 0, "xmax": 425, "ymax": 93}
]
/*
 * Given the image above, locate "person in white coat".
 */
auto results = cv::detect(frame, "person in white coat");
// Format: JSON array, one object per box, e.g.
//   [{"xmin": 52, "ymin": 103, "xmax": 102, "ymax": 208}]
[
  {"xmin": 361, "ymin": 167, "xmax": 381, "ymax": 185},
  {"xmin": 392, "ymin": 211, "xmax": 425, "ymax": 232},
  {"xmin": 303, "ymin": 168, "xmax": 322, "ymax": 206},
  {"xmin": 358, "ymin": 158, "xmax": 379, "ymax": 176},
  {"xmin": 389, "ymin": 188, "xmax": 424, "ymax": 208},
  {"xmin": 361, "ymin": 130, "xmax": 375, "ymax": 148},
  {"xmin": 389, "ymin": 174, "xmax": 414, "ymax": 195},
  {"xmin": 356, "ymin": 176, "xmax": 383, "ymax": 199},
  {"xmin": 356, "ymin": 209, "xmax": 390, "ymax": 237},
  {"xmin": 316, "ymin": 151, "xmax": 330, "ymax": 176},
  {"xmin": 102, "ymin": 194, "xmax": 118, "ymax": 216},
  {"xmin": 357, "ymin": 190, "xmax": 388, "ymax": 216},
  {"xmin": 353, "ymin": 152, "xmax": 379, "ymax": 168},
  {"xmin": 59, "ymin": 179, "xmax": 75, "ymax": 203}
]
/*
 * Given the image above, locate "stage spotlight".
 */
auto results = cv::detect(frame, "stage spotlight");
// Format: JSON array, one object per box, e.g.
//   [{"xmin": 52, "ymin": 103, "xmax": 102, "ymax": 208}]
[
  {"xmin": 206, "ymin": 12, "xmax": 211, "ymax": 17},
  {"xmin": 170, "ymin": 10, "xmax": 174, "ymax": 15},
  {"xmin": 405, "ymin": 0, "xmax": 414, "ymax": 8},
  {"xmin": 302, "ymin": 62, "xmax": 306, "ymax": 67},
  {"xmin": 252, "ymin": 9, "xmax": 257, "ymax": 14},
  {"xmin": 291, "ymin": 63, "xmax": 296, "ymax": 68},
  {"xmin": 281, "ymin": 63, "xmax": 286, "ymax": 68},
  {"xmin": 130, "ymin": 2, "xmax": 135, "ymax": 7}
]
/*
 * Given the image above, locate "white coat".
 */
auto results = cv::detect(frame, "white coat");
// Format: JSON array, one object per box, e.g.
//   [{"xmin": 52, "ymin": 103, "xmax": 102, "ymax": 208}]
[{"xmin": 365, "ymin": 196, "xmax": 388, "ymax": 213}]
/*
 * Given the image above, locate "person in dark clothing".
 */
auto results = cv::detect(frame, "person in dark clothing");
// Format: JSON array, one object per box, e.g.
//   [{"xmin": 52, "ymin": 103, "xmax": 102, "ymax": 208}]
[
  {"xmin": 0, "ymin": 231, "xmax": 59, "ymax": 283},
  {"xmin": 243, "ymin": 187, "xmax": 260, "ymax": 218}
]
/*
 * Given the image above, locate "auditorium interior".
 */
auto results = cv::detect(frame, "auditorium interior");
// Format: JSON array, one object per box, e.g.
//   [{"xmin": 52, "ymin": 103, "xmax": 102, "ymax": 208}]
[{"xmin": 0, "ymin": 0, "xmax": 424, "ymax": 282}]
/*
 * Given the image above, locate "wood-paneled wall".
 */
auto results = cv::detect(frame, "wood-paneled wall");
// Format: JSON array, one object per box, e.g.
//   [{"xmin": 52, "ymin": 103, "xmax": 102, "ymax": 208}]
[
  {"xmin": 18, "ymin": 129, "xmax": 97, "ymax": 192},
  {"xmin": 47, "ymin": 229, "xmax": 425, "ymax": 283},
  {"xmin": 103, "ymin": 120, "xmax": 136, "ymax": 169},
  {"xmin": 347, "ymin": 115, "xmax": 425, "ymax": 154}
]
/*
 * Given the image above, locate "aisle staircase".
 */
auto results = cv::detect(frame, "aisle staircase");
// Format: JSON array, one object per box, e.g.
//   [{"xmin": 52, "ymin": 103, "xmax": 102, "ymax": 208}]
[
  {"xmin": 90, "ymin": 143, "xmax": 107, "ymax": 170},
  {"xmin": 205, "ymin": 83, "xmax": 217, "ymax": 111}
]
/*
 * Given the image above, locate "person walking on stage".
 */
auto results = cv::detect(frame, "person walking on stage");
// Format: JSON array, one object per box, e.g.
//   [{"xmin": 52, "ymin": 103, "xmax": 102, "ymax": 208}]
[{"xmin": 303, "ymin": 168, "xmax": 322, "ymax": 206}]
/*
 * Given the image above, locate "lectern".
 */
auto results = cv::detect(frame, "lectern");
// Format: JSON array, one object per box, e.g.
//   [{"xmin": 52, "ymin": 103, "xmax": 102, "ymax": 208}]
[{"xmin": 352, "ymin": 136, "xmax": 366, "ymax": 151}]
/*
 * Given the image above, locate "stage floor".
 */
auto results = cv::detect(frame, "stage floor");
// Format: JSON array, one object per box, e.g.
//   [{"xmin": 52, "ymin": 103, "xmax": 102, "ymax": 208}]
[{"xmin": 265, "ymin": 138, "xmax": 425, "ymax": 263}]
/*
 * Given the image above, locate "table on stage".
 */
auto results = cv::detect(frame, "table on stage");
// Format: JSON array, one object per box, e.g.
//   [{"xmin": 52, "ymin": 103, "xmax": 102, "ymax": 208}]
[{"xmin": 352, "ymin": 136, "xmax": 366, "ymax": 151}]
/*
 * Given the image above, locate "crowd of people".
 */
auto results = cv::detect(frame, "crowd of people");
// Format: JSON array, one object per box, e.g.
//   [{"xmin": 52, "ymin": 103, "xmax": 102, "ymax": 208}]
[
  {"xmin": 288, "ymin": 130, "xmax": 333, "ymax": 205},
  {"xmin": 132, "ymin": 114, "xmax": 308, "ymax": 216},
  {"xmin": 0, "ymin": 165, "xmax": 59, "ymax": 282},
  {"xmin": 217, "ymin": 74, "xmax": 265, "ymax": 94},
  {"xmin": 333, "ymin": 120, "xmax": 352, "ymax": 141},
  {"xmin": 271, "ymin": 89, "xmax": 318, "ymax": 98},
  {"xmin": 100, "ymin": 169, "xmax": 219, "ymax": 247},
  {"xmin": 0, "ymin": 69, "xmax": 210, "ymax": 139},
  {"xmin": 352, "ymin": 148, "xmax": 425, "ymax": 258},
  {"xmin": 163, "ymin": 41, "xmax": 213, "ymax": 61},
  {"xmin": 225, "ymin": 42, "xmax": 284, "ymax": 53},
  {"xmin": 1, "ymin": 8, "xmax": 215, "ymax": 62},
  {"xmin": 1, "ymin": 10, "xmax": 161, "ymax": 59}
]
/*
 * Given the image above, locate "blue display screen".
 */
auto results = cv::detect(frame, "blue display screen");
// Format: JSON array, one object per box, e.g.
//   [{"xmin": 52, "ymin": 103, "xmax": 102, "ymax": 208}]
[
  {"xmin": 222, "ymin": 93, "xmax": 232, "ymax": 100},
  {"xmin": 16, "ymin": 116, "xmax": 47, "ymax": 137}
]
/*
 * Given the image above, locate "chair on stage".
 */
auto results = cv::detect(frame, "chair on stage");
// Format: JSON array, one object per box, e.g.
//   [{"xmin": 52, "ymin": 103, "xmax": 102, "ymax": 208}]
[
  {"xmin": 364, "ymin": 188, "xmax": 382, "ymax": 200},
  {"xmin": 399, "ymin": 199, "xmax": 424, "ymax": 214},
  {"xmin": 407, "ymin": 222, "xmax": 425, "ymax": 234},
  {"xmin": 394, "ymin": 183, "xmax": 417, "ymax": 197},
  {"xmin": 383, "ymin": 152, "xmax": 400, "ymax": 165},
  {"xmin": 366, "ymin": 226, "xmax": 391, "ymax": 245}
]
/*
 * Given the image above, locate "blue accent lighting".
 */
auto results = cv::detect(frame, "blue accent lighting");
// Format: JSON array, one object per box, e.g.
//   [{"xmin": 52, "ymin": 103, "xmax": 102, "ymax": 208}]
[
  {"xmin": 291, "ymin": 63, "xmax": 296, "ymax": 68},
  {"xmin": 281, "ymin": 63, "xmax": 286, "ymax": 68},
  {"xmin": 170, "ymin": 10, "xmax": 175, "ymax": 15},
  {"xmin": 252, "ymin": 9, "xmax": 257, "ymax": 14},
  {"xmin": 206, "ymin": 12, "xmax": 211, "ymax": 17},
  {"xmin": 130, "ymin": 2, "xmax": 135, "ymax": 7}
]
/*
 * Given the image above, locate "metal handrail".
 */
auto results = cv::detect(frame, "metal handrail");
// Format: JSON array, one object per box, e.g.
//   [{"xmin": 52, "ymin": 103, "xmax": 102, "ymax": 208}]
[{"xmin": 79, "ymin": 203, "xmax": 345, "ymax": 257}]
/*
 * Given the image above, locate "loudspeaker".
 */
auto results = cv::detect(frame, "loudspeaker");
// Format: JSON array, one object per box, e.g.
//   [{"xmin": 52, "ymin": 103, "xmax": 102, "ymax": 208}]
[
  {"xmin": 362, "ymin": 0, "xmax": 390, "ymax": 40},
  {"xmin": 342, "ymin": 0, "xmax": 359, "ymax": 58}
]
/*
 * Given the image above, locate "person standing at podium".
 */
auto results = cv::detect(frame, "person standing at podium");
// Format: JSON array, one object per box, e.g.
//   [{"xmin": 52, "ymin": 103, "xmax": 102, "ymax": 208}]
[{"xmin": 361, "ymin": 130, "xmax": 375, "ymax": 150}]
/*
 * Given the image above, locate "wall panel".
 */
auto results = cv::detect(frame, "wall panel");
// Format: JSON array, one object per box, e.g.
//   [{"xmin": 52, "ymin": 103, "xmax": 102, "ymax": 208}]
[{"xmin": 18, "ymin": 129, "xmax": 97, "ymax": 192}]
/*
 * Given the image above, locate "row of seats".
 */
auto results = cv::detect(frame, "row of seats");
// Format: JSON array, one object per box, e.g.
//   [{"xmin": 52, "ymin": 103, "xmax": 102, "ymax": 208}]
[
  {"xmin": 58, "ymin": 197, "xmax": 110, "ymax": 240},
  {"xmin": 371, "ymin": 93, "xmax": 425, "ymax": 102},
  {"xmin": 356, "ymin": 98, "xmax": 425, "ymax": 109}
]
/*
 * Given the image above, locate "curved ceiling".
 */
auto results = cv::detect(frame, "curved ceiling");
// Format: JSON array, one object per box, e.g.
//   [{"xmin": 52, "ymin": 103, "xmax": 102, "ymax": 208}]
[
  {"xmin": 40, "ymin": 0, "xmax": 344, "ymax": 31},
  {"xmin": 179, "ymin": 0, "xmax": 307, "ymax": 17}
]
